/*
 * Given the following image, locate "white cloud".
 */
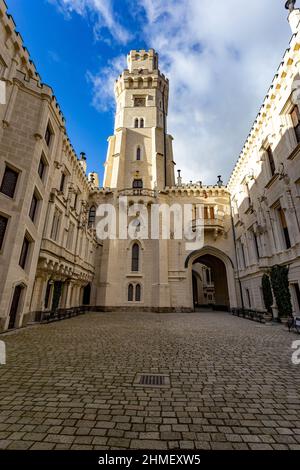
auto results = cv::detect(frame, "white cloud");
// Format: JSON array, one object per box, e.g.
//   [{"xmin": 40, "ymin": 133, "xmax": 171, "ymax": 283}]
[
  {"xmin": 87, "ymin": 55, "xmax": 126, "ymax": 111},
  {"xmin": 135, "ymin": 0, "xmax": 291, "ymax": 183},
  {"xmin": 51, "ymin": 0, "xmax": 292, "ymax": 184},
  {"xmin": 49, "ymin": 0, "xmax": 131, "ymax": 43}
]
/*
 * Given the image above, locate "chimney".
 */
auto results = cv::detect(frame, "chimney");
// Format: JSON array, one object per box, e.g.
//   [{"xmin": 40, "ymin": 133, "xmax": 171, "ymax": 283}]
[{"xmin": 177, "ymin": 170, "xmax": 182, "ymax": 187}]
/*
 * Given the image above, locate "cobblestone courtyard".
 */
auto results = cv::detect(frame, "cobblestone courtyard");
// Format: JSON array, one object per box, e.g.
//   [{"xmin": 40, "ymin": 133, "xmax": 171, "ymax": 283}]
[{"xmin": 0, "ymin": 311, "xmax": 300, "ymax": 450}]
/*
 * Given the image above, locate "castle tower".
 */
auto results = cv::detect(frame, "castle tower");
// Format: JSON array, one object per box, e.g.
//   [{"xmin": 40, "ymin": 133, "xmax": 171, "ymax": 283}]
[{"xmin": 103, "ymin": 49, "xmax": 175, "ymax": 191}]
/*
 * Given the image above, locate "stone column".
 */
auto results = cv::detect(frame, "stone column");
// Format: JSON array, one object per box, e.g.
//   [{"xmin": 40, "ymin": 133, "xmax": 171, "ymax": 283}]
[{"xmin": 65, "ymin": 282, "xmax": 73, "ymax": 308}]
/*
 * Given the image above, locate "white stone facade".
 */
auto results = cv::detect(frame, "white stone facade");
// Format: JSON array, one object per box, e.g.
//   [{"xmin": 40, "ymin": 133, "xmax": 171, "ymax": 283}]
[{"xmin": 0, "ymin": 0, "xmax": 299, "ymax": 330}]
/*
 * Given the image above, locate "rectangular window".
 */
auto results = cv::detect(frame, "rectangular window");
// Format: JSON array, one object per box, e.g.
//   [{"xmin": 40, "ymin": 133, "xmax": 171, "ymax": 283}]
[
  {"xmin": 67, "ymin": 222, "xmax": 75, "ymax": 250},
  {"xmin": 266, "ymin": 146, "xmax": 276, "ymax": 176},
  {"xmin": 239, "ymin": 240, "xmax": 246, "ymax": 269},
  {"xmin": 291, "ymin": 105, "xmax": 300, "ymax": 143},
  {"xmin": 0, "ymin": 166, "xmax": 19, "ymax": 198},
  {"xmin": 0, "ymin": 214, "xmax": 8, "ymax": 251},
  {"xmin": 134, "ymin": 97, "xmax": 146, "ymax": 107},
  {"xmin": 59, "ymin": 173, "xmax": 66, "ymax": 193},
  {"xmin": 253, "ymin": 230, "xmax": 260, "ymax": 260},
  {"xmin": 277, "ymin": 206, "xmax": 291, "ymax": 249},
  {"xmin": 19, "ymin": 235, "xmax": 30, "ymax": 270},
  {"xmin": 73, "ymin": 192, "xmax": 78, "ymax": 210},
  {"xmin": 45, "ymin": 123, "xmax": 53, "ymax": 147},
  {"xmin": 29, "ymin": 192, "xmax": 39, "ymax": 222},
  {"xmin": 38, "ymin": 155, "xmax": 46, "ymax": 180},
  {"xmin": 50, "ymin": 209, "xmax": 61, "ymax": 241}
]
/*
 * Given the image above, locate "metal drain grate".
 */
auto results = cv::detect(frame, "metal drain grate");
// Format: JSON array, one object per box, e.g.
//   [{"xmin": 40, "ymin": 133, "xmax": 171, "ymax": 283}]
[{"xmin": 134, "ymin": 373, "xmax": 170, "ymax": 388}]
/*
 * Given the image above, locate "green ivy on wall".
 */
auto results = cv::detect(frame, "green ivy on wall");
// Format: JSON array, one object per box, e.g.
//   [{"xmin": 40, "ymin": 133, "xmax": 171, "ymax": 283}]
[
  {"xmin": 270, "ymin": 265, "xmax": 292, "ymax": 319},
  {"xmin": 262, "ymin": 274, "xmax": 273, "ymax": 314}
]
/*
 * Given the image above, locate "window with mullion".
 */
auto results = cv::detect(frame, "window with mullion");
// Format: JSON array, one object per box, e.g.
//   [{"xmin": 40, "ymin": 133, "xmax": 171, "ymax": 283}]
[{"xmin": 0, "ymin": 166, "xmax": 19, "ymax": 198}]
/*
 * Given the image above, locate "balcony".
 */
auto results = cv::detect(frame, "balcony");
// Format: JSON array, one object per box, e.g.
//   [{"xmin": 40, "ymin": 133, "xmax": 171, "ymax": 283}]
[
  {"xmin": 193, "ymin": 217, "xmax": 225, "ymax": 232},
  {"xmin": 118, "ymin": 188, "xmax": 157, "ymax": 198}
]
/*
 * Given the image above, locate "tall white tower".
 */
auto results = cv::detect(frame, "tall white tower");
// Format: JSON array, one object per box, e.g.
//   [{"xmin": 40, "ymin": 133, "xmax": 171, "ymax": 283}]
[{"xmin": 103, "ymin": 49, "xmax": 175, "ymax": 191}]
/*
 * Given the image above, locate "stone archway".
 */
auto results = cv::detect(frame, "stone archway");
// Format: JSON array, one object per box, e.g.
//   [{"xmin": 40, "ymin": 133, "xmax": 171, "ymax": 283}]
[{"xmin": 185, "ymin": 246, "xmax": 237, "ymax": 311}]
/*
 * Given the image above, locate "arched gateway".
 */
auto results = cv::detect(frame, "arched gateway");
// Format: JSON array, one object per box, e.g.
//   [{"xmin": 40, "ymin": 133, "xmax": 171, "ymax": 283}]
[{"xmin": 185, "ymin": 246, "xmax": 237, "ymax": 311}]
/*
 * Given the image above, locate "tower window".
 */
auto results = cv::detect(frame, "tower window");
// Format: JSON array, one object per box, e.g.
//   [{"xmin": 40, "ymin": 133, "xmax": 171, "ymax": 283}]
[
  {"xmin": 134, "ymin": 118, "xmax": 139, "ymax": 128},
  {"xmin": 140, "ymin": 118, "xmax": 144, "ymax": 128},
  {"xmin": 133, "ymin": 179, "xmax": 143, "ymax": 189},
  {"xmin": 0, "ymin": 165, "xmax": 19, "ymax": 199},
  {"xmin": 134, "ymin": 97, "xmax": 146, "ymax": 107},
  {"xmin": 136, "ymin": 147, "xmax": 141, "ymax": 161},
  {"xmin": 128, "ymin": 284, "xmax": 134, "ymax": 302},
  {"xmin": 132, "ymin": 243, "xmax": 140, "ymax": 272}
]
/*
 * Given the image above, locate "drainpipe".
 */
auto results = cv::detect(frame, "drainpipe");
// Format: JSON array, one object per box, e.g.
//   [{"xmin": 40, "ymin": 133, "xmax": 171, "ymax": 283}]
[{"xmin": 230, "ymin": 199, "xmax": 244, "ymax": 309}]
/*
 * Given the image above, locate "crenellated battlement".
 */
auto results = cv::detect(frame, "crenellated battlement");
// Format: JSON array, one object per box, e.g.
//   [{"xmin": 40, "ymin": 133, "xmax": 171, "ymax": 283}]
[{"xmin": 127, "ymin": 49, "xmax": 158, "ymax": 73}]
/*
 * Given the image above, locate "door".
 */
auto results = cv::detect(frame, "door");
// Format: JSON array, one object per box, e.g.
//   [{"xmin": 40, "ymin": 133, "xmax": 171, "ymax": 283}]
[
  {"xmin": 51, "ymin": 281, "xmax": 63, "ymax": 311},
  {"xmin": 8, "ymin": 285, "xmax": 23, "ymax": 329},
  {"xmin": 83, "ymin": 284, "xmax": 91, "ymax": 305}
]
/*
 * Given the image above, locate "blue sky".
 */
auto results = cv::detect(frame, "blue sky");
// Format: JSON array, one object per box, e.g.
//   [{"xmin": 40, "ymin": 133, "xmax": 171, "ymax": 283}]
[{"xmin": 6, "ymin": 0, "xmax": 292, "ymax": 185}]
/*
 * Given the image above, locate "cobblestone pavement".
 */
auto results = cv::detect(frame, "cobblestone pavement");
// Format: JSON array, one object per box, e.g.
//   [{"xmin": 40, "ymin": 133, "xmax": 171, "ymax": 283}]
[{"xmin": 0, "ymin": 311, "xmax": 300, "ymax": 450}]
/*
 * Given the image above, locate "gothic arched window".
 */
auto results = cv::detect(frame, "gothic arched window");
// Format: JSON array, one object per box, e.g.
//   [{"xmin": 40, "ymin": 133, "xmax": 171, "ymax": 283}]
[
  {"xmin": 88, "ymin": 206, "xmax": 96, "ymax": 226},
  {"xmin": 132, "ymin": 243, "xmax": 140, "ymax": 272},
  {"xmin": 128, "ymin": 284, "xmax": 134, "ymax": 301},
  {"xmin": 136, "ymin": 147, "xmax": 141, "ymax": 161},
  {"xmin": 134, "ymin": 118, "xmax": 139, "ymax": 128},
  {"xmin": 140, "ymin": 118, "xmax": 144, "ymax": 128},
  {"xmin": 135, "ymin": 284, "xmax": 141, "ymax": 302}
]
